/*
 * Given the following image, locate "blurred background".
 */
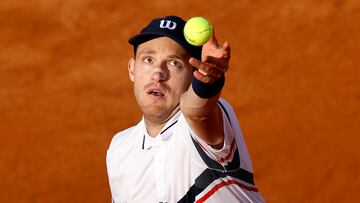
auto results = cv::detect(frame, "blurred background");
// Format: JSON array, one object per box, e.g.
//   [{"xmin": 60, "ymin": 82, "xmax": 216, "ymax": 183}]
[{"xmin": 1, "ymin": 0, "xmax": 359, "ymax": 202}]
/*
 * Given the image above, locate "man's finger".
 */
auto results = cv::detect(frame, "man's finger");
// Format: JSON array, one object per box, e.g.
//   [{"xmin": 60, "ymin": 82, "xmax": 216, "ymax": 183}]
[
  {"xmin": 222, "ymin": 41, "xmax": 231, "ymax": 58},
  {"xmin": 206, "ymin": 28, "xmax": 219, "ymax": 47},
  {"xmin": 190, "ymin": 57, "xmax": 226, "ymax": 77},
  {"xmin": 204, "ymin": 56, "xmax": 229, "ymax": 72},
  {"xmin": 193, "ymin": 70, "xmax": 217, "ymax": 84},
  {"xmin": 202, "ymin": 40, "xmax": 230, "ymax": 61},
  {"xmin": 190, "ymin": 58, "xmax": 213, "ymax": 76},
  {"xmin": 189, "ymin": 57, "xmax": 202, "ymax": 69}
]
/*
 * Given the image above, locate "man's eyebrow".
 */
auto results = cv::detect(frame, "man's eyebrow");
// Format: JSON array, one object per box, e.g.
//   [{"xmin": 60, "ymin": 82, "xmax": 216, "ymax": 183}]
[
  {"xmin": 137, "ymin": 49, "xmax": 156, "ymax": 56},
  {"xmin": 168, "ymin": 54, "xmax": 189, "ymax": 60},
  {"xmin": 136, "ymin": 49, "xmax": 190, "ymax": 60}
]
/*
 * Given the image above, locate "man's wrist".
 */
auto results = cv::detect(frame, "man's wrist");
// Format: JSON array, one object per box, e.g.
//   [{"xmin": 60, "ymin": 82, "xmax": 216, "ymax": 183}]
[{"xmin": 191, "ymin": 75, "xmax": 225, "ymax": 99}]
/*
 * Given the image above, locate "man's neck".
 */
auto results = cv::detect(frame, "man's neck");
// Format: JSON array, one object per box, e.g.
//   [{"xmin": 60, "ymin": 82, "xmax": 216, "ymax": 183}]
[
  {"xmin": 144, "ymin": 119, "xmax": 166, "ymax": 137},
  {"xmin": 143, "ymin": 104, "xmax": 181, "ymax": 137}
]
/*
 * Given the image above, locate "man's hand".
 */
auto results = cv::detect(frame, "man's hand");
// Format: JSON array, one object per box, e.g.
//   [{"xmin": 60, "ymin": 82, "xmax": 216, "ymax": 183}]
[{"xmin": 189, "ymin": 29, "xmax": 231, "ymax": 84}]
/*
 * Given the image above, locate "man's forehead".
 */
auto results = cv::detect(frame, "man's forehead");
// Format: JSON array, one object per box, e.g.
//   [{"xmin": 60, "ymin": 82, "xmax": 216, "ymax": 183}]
[
  {"xmin": 137, "ymin": 38, "xmax": 191, "ymax": 58},
  {"xmin": 140, "ymin": 37, "xmax": 186, "ymax": 48}
]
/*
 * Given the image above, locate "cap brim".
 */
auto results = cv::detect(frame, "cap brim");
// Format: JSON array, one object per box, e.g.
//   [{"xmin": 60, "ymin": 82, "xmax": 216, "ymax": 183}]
[{"xmin": 128, "ymin": 33, "xmax": 163, "ymax": 47}]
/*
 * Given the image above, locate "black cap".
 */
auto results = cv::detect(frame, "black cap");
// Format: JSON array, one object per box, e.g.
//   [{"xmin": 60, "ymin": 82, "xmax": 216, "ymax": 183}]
[{"xmin": 129, "ymin": 16, "xmax": 202, "ymax": 60}]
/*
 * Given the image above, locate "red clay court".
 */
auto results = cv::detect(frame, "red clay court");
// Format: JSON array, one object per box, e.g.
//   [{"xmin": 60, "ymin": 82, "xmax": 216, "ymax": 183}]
[{"xmin": 1, "ymin": 0, "xmax": 359, "ymax": 202}]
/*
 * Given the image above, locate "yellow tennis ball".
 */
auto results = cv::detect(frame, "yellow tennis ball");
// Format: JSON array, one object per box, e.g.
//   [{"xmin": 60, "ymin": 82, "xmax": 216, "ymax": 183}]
[{"xmin": 184, "ymin": 17, "xmax": 213, "ymax": 46}]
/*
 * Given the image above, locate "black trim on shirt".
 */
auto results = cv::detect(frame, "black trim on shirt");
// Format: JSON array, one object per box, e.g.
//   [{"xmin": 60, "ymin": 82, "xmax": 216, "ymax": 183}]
[
  {"xmin": 191, "ymin": 136, "xmax": 224, "ymax": 170},
  {"xmin": 141, "ymin": 120, "xmax": 178, "ymax": 150},
  {"xmin": 218, "ymin": 100, "xmax": 232, "ymax": 127},
  {"xmin": 190, "ymin": 136, "xmax": 252, "ymax": 177},
  {"xmin": 142, "ymin": 135, "xmax": 145, "ymax": 150},
  {"xmin": 160, "ymin": 120, "xmax": 178, "ymax": 134}
]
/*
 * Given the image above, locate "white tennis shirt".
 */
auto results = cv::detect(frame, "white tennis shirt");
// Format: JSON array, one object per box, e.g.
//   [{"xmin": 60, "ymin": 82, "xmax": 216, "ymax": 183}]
[{"xmin": 106, "ymin": 98, "xmax": 265, "ymax": 203}]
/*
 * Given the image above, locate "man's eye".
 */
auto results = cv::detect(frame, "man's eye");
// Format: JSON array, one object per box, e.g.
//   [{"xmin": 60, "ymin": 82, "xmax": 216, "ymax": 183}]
[
  {"xmin": 168, "ymin": 60, "xmax": 182, "ymax": 67},
  {"xmin": 143, "ymin": 57, "xmax": 153, "ymax": 63}
]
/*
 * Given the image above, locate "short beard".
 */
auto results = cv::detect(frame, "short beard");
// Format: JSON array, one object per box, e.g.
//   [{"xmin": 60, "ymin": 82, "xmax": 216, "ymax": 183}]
[{"xmin": 141, "ymin": 102, "xmax": 180, "ymax": 125}]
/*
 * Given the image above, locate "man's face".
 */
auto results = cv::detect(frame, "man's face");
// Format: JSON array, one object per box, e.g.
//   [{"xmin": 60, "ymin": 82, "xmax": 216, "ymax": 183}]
[{"xmin": 128, "ymin": 37, "xmax": 193, "ymax": 123}]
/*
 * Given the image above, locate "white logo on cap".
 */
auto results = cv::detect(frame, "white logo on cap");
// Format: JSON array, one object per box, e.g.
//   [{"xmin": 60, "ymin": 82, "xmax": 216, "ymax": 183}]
[{"xmin": 159, "ymin": 20, "xmax": 177, "ymax": 30}]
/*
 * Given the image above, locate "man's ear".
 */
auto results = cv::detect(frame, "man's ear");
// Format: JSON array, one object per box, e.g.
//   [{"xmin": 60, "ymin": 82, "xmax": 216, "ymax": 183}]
[{"xmin": 128, "ymin": 57, "xmax": 135, "ymax": 82}]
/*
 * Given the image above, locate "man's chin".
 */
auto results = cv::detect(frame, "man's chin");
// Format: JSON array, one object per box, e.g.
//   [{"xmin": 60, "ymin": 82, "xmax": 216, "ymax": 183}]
[
  {"xmin": 143, "ymin": 104, "xmax": 178, "ymax": 122},
  {"xmin": 144, "ymin": 112, "xmax": 168, "ymax": 123}
]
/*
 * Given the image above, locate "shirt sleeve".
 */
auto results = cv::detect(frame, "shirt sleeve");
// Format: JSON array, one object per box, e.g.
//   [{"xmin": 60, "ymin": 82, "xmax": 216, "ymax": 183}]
[{"xmin": 185, "ymin": 99, "xmax": 238, "ymax": 166}]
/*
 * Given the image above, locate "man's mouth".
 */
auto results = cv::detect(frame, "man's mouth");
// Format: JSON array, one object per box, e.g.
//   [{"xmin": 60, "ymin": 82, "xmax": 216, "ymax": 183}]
[{"xmin": 147, "ymin": 89, "xmax": 165, "ymax": 97}]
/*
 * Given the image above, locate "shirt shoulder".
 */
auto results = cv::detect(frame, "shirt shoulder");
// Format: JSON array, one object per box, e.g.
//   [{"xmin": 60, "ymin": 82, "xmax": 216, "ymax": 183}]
[
  {"xmin": 108, "ymin": 126, "xmax": 136, "ymax": 150},
  {"xmin": 106, "ymin": 124, "xmax": 142, "ymax": 164},
  {"xmin": 188, "ymin": 98, "xmax": 238, "ymax": 164}
]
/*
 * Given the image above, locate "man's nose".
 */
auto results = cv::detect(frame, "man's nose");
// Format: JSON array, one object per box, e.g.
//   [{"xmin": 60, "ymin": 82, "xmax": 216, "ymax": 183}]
[{"xmin": 151, "ymin": 64, "xmax": 169, "ymax": 82}]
